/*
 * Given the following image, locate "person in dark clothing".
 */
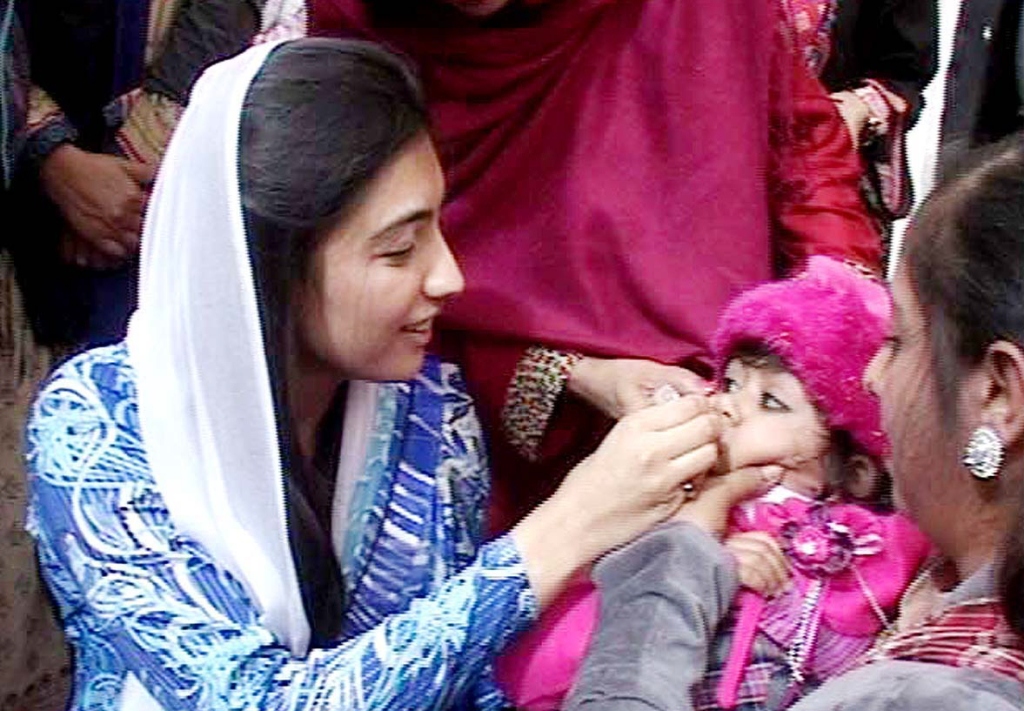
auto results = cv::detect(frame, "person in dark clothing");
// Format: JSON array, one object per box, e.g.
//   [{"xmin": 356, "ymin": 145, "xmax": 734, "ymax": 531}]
[
  {"xmin": 823, "ymin": 0, "xmax": 937, "ymax": 136},
  {"xmin": 11, "ymin": 0, "xmax": 267, "ymax": 348},
  {"xmin": 0, "ymin": 5, "xmax": 72, "ymax": 709},
  {"xmin": 808, "ymin": 0, "xmax": 938, "ymax": 223},
  {"xmin": 938, "ymin": 0, "xmax": 1024, "ymax": 176}
]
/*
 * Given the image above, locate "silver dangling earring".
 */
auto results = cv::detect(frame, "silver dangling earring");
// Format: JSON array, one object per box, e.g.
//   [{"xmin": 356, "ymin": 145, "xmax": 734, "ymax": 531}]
[{"xmin": 962, "ymin": 425, "xmax": 1004, "ymax": 481}]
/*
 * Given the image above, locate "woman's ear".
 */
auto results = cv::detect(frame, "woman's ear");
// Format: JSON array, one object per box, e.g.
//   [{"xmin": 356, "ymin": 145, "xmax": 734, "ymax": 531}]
[
  {"xmin": 843, "ymin": 453, "xmax": 884, "ymax": 502},
  {"xmin": 973, "ymin": 341, "xmax": 1024, "ymax": 449}
]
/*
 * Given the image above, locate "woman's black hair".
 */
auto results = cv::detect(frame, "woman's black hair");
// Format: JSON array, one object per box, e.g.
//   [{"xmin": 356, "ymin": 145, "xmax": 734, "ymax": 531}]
[
  {"xmin": 237, "ymin": 38, "xmax": 429, "ymax": 643},
  {"xmin": 903, "ymin": 132, "xmax": 1024, "ymax": 635}
]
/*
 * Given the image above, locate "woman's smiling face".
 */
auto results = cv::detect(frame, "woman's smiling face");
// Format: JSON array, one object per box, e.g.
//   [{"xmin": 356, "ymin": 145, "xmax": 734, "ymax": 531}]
[
  {"xmin": 293, "ymin": 134, "xmax": 465, "ymax": 382},
  {"xmin": 714, "ymin": 357, "xmax": 830, "ymax": 497}
]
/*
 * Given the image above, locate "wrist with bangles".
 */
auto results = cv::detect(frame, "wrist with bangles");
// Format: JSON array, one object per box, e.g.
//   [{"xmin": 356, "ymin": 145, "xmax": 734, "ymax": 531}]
[
  {"xmin": 852, "ymin": 81, "xmax": 898, "ymax": 147},
  {"xmin": 503, "ymin": 347, "xmax": 583, "ymax": 461}
]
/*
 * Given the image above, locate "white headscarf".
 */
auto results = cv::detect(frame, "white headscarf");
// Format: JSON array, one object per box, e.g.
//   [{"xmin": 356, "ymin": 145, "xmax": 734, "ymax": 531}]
[{"xmin": 126, "ymin": 41, "xmax": 311, "ymax": 655}]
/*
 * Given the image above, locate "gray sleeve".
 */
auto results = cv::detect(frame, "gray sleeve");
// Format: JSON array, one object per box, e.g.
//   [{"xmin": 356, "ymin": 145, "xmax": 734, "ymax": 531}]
[
  {"xmin": 789, "ymin": 659, "xmax": 1024, "ymax": 711},
  {"xmin": 564, "ymin": 523, "xmax": 739, "ymax": 711}
]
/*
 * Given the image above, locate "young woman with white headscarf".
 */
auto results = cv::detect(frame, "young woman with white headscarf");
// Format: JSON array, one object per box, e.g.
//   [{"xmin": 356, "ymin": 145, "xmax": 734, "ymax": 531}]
[{"xmin": 23, "ymin": 39, "xmax": 722, "ymax": 710}]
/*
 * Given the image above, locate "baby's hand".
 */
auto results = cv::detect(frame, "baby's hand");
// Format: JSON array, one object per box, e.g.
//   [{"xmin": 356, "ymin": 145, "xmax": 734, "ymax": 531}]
[{"xmin": 724, "ymin": 531, "xmax": 791, "ymax": 598}]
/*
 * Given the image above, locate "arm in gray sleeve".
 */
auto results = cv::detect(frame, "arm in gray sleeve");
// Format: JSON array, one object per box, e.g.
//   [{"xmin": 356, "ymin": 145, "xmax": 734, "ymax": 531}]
[{"xmin": 564, "ymin": 523, "xmax": 739, "ymax": 711}]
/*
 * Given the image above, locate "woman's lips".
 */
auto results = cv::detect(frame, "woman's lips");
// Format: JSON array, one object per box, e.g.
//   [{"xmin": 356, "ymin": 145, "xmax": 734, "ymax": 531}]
[{"xmin": 402, "ymin": 318, "xmax": 434, "ymax": 345}]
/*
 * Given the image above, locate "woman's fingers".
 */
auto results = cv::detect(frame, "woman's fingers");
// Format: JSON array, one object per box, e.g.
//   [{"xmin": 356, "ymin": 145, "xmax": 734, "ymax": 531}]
[
  {"xmin": 60, "ymin": 230, "xmax": 129, "ymax": 267},
  {"xmin": 665, "ymin": 443, "xmax": 718, "ymax": 491},
  {"xmin": 653, "ymin": 410, "xmax": 721, "ymax": 460},
  {"xmin": 669, "ymin": 465, "xmax": 782, "ymax": 537},
  {"xmin": 613, "ymin": 406, "xmax": 720, "ymax": 493},
  {"xmin": 122, "ymin": 158, "xmax": 157, "ymax": 187},
  {"xmin": 628, "ymin": 393, "xmax": 713, "ymax": 433}
]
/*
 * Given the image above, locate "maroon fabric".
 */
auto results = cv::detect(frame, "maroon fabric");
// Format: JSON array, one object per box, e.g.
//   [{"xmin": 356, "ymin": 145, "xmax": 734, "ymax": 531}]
[{"xmin": 315, "ymin": 0, "xmax": 784, "ymax": 364}]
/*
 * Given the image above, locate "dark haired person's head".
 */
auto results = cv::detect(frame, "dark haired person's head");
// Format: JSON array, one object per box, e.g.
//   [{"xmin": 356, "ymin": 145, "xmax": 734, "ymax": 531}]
[
  {"xmin": 716, "ymin": 343, "xmax": 890, "ymax": 507},
  {"xmin": 238, "ymin": 38, "xmax": 464, "ymax": 449},
  {"xmin": 863, "ymin": 133, "xmax": 1024, "ymax": 635}
]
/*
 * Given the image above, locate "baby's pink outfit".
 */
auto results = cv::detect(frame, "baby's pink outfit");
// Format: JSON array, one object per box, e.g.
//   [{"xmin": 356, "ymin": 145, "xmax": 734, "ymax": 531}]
[{"xmin": 495, "ymin": 487, "xmax": 932, "ymax": 710}]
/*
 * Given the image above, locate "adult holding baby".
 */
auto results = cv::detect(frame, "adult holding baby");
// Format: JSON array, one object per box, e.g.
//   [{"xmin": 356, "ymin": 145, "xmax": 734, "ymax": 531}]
[
  {"xmin": 567, "ymin": 135, "xmax": 1024, "ymax": 710},
  {"xmin": 24, "ymin": 39, "xmax": 721, "ymax": 710}
]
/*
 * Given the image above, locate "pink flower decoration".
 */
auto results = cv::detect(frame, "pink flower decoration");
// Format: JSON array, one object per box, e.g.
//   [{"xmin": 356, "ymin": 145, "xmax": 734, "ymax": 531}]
[{"xmin": 779, "ymin": 503, "xmax": 856, "ymax": 578}]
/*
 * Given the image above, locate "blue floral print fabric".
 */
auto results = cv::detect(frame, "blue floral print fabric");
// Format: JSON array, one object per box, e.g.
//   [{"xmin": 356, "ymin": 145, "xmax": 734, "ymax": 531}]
[{"xmin": 26, "ymin": 343, "xmax": 536, "ymax": 710}]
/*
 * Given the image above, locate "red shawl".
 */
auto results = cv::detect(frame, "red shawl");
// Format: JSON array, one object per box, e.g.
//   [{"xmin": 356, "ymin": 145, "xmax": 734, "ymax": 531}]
[{"xmin": 311, "ymin": 0, "xmax": 879, "ymax": 365}]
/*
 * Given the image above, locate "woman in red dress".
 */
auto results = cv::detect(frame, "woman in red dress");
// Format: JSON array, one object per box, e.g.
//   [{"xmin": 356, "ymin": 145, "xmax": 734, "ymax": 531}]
[{"xmin": 310, "ymin": 0, "xmax": 881, "ymax": 533}]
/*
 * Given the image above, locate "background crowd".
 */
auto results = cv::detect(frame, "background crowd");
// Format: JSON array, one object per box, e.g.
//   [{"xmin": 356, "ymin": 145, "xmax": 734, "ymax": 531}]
[{"xmin": 1, "ymin": 0, "xmax": 1023, "ymax": 710}]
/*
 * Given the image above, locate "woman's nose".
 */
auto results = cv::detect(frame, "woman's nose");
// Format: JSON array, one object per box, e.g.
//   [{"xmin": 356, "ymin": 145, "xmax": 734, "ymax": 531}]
[{"xmin": 424, "ymin": 228, "xmax": 465, "ymax": 301}]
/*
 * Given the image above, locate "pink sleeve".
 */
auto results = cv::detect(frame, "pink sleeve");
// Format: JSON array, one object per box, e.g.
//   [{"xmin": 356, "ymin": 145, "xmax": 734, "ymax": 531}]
[{"xmin": 494, "ymin": 580, "xmax": 601, "ymax": 711}]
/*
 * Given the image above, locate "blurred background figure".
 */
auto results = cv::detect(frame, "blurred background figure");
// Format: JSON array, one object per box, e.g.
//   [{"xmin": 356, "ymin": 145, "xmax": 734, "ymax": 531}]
[
  {"xmin": 797, "ymin": 0, "xmax": 937, "ymax": 254},
  {"xmin": 0, "ymin": 1, "xmax": 71, "ymax": 709},
  {"xmin": 892, "ymin": 0, "xmax": 1023, "ymax": 274},
  {"xmin": 10, "ymin": 0, "xmax": 275, "ymax": 351}
]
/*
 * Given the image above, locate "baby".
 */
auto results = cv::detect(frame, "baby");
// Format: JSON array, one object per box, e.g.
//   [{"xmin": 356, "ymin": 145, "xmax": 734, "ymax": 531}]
[{"xmin": 495, "ymin": 256, "xmax": 932, "ymax": 711}]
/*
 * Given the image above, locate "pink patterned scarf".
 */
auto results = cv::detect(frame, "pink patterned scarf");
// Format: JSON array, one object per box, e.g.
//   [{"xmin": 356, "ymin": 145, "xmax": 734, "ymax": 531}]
[{"xmin": 780, "ymin": 0, "xmax": 838, "ymax": 75}]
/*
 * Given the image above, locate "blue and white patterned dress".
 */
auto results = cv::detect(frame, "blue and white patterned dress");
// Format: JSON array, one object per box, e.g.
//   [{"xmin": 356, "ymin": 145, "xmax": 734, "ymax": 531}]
[{"xmin": 26, "ymin": 343, "xmax": 537, "ymax": 710}]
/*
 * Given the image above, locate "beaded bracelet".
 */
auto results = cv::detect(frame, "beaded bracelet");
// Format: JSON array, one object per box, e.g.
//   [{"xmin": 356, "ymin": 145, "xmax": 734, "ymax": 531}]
[{"xmin": 502, "ymin": 346, "xmax": 582, "ymax": 462}]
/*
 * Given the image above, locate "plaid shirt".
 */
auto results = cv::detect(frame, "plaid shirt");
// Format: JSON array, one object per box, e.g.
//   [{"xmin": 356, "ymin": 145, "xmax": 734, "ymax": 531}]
[{"xmin": 861, "ymin": 598, "xmax": 1024, "ymax": 684}]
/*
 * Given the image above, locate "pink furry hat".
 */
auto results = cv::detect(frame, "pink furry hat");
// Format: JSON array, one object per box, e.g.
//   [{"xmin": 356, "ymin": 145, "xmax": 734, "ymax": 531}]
[{"xmin": 712, "ymin": 256, "xmax": 891, "ymax": 461}]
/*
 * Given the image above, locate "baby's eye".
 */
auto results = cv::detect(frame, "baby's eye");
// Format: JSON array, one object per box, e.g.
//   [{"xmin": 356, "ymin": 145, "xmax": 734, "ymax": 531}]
[
  {"xmin": 761, "ymin": 392, "xmax": 789, "ymax": 412},
  {"xmin": 722, "ymin": 377, "xmax": 739, "ymax": 393}
]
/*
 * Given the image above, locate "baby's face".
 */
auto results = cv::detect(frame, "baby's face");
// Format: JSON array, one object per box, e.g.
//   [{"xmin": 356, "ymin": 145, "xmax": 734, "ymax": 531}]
[{"xmin": 714, "ymin": 359, "xmax": 830, "ymax": 497}]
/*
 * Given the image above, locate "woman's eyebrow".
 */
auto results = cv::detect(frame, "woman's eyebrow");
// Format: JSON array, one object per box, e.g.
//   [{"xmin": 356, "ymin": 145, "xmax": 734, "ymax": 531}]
[{"xmin": 369, "ymin": 208, "xmax": 434, "ymax": 242}]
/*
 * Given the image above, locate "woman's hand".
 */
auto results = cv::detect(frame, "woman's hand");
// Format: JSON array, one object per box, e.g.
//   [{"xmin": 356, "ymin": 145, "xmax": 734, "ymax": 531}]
[
  {"xmin": 59, "ymin": 229, "xmax": 129, "ymax": 270},
  {"xmin": 724, "ymin": 531, "xmax": 791, "ymax": 598},
  {"xmin": 670, "ymin": 465, "xmax": 782, "ymax": 537},
  {"xmin": 40, "ymin": 144, "xmax": 155, "ymax": 265},
  {"xmin": 512, "ymin": 395, "xmax": 720, "ymax": 608},
  {"xmin": 830, "ymin": 90, "xmax": 870, "ymax": 147},
  {"xmin": 567, "ymin": 356, "xmax": 709, "ymax": 419}
]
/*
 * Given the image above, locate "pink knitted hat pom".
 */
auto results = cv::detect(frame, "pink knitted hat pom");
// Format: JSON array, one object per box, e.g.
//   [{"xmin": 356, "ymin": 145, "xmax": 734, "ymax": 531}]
[{"xmin": 711, "ymin": 256, "xmax": 891, "ymax": 461}]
